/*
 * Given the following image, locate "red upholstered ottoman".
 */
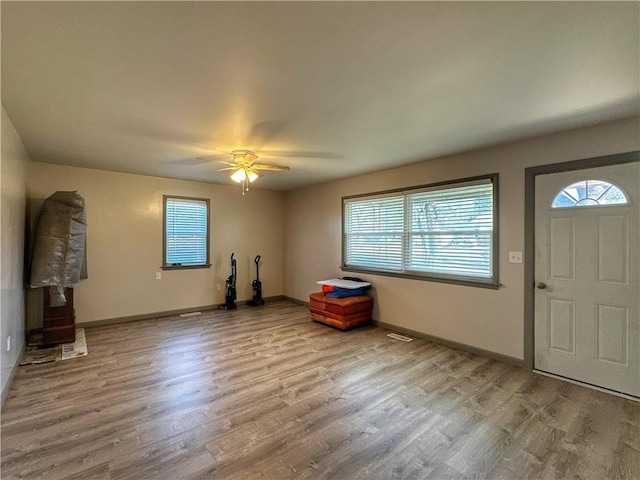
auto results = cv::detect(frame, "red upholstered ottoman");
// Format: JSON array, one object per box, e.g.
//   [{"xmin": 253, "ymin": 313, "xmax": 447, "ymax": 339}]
[{"xmin": 309, "ymin": 292, "xmax": 373, "ymax": 330}]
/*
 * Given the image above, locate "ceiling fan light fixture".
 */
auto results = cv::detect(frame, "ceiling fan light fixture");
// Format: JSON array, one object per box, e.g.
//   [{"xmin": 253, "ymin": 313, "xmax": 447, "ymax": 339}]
[
  {"xmin": 231, "ymin": 168, "xmax": 246, "ymax": 183},
  {"xmin": 247, "ymin": 169, "xmax": 259, "ymax": 183},
  {"xmin": 223, "ymin": 149, "xmax": 289, "ymax": 194}
]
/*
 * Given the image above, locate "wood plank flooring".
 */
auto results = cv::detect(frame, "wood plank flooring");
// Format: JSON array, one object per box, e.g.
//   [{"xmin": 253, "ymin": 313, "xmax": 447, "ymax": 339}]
[{"xmin": 1, "ymin": 300, "xmax": 638, "ymax": 479}]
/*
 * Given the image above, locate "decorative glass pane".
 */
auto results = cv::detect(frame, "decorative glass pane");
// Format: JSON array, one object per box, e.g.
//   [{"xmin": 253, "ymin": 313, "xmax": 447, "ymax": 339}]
[{"xmin": 551, "ymin": 180, "xmax": 628, "ymax": 208}]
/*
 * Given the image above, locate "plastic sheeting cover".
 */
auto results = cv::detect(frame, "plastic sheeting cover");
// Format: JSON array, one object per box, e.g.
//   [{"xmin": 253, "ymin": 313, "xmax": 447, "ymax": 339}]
[{"xmin": 30, "ymin": 191, "xmax": 88, "ymax": 289}]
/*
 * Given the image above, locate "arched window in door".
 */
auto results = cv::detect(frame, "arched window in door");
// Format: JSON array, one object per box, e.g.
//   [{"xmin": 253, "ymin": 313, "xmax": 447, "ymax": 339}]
[{"xmin": 551, "ymin": 179, "xmax": 629, "ymax": 208}]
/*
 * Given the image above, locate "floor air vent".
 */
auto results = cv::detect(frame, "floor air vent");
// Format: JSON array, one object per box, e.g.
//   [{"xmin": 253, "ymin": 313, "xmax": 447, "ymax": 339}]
[{"xmin": 387, "ymin": 333, "xmax": 413, "ymax": 342}]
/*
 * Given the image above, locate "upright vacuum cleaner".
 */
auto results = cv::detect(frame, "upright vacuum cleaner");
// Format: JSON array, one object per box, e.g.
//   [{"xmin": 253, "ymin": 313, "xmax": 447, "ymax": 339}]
[
  {"xmin": 219, "ymin": 252, "xmax": 237, "ymax": 310},
  {"xmin": 247, "ymin": 255, "xmax": 265, "ymax": 306}
]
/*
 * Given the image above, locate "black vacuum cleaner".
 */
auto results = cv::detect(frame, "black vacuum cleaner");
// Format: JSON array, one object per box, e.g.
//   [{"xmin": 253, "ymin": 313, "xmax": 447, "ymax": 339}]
[
  {"xmin": 219, "ymin": 252, "xmax": 237, "ymax": 310},
  {"xmin": 247, "ymin": 255, "xmax": 265, "ymax": 306}
]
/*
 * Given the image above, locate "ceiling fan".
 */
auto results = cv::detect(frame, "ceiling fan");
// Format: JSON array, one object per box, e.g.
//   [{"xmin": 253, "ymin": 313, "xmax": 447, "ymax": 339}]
[{"xmin": 217, "ymin": 149, "xmax": 290, "ymax": 194}]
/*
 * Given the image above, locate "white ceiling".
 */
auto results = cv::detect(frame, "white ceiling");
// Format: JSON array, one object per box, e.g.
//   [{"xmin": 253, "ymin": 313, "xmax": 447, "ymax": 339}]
[{"xmin": 2, "ymin": 1, "xmax": 638, "ymax": 191}]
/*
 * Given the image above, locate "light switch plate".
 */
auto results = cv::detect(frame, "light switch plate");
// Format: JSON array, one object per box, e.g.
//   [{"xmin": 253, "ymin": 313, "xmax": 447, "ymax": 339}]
[
  {"xmin": 508, "ymin": 251, "xmax": 523, "ymax": 264},
  {"xmin": 155, "ymin": 271, "xmax": 162, "ymax": 280}
]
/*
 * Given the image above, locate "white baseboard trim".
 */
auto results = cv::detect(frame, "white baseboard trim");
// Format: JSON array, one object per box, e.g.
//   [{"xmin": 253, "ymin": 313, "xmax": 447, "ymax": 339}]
[
  {"xmin": 77, "ymin": 296, "xmax": 286, "ymax": 328},
  {"xmin": 374, "ymin": 320, "xmax": 524, "ymax": 368},
  {"xmin": 282, "ymin": 295, "xmax": 309, "ymax": 307}
]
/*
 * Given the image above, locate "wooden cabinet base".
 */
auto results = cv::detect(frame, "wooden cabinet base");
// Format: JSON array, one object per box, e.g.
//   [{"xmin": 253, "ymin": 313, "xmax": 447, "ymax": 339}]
[
  {"xmin": 309, "ymin": 292, "xmax": 373, "ymax": 331},
  {"xmin": 42, "ymin": 287, "xmax": 76, "ymax": 345}
]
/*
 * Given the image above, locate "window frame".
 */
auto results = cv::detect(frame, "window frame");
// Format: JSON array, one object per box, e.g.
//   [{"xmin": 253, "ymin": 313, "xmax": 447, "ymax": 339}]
[
  {"xmin": 162, "ymin": 195, "xmax": 211, "ymax": 270},
  {"xmin": 341, "ymin": 174, "xmax": 499, "ymax": 289}
]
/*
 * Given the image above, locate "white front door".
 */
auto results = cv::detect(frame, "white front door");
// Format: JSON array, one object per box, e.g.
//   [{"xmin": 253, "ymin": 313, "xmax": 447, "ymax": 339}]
[{"xmin": 534, "ymin": 162, "xmax": 639, "ymax": 397}]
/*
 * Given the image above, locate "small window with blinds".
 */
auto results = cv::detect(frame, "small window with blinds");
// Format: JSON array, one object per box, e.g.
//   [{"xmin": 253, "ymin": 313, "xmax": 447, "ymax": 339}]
[
  {"xmin": 342, "ymin": 174, "xmax": 498, "ymax": 288},
  {"xmin": 163, "ymin": 196, "xmax": 210, "ymax": 269}
]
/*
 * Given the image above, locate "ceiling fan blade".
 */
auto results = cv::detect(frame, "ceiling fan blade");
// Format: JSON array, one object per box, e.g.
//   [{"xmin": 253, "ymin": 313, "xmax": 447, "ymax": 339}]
[
  {"xmin": 245, "ymin": 152, "xmax": 259, "ymax": 165},
  {"xmin": 260, "ymin": 150, "xmax": 343, "ymax": 160},
  {"xmin": 252, "ymin": 164, "xmax": 290, "ymax": 171},
  {"xmin": 167, "ymin": 157, "xmax": 212, "ymax": 167},
  {"xmin": 215, "ymin": 167, "xmax": 237, "ymax": 171}
]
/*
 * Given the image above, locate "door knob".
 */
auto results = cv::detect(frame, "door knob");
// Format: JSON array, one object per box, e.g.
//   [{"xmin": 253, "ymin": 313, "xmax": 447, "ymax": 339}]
[{"xmin": 536, "ymin": 282, "xmax": 547, "ymax": 289}]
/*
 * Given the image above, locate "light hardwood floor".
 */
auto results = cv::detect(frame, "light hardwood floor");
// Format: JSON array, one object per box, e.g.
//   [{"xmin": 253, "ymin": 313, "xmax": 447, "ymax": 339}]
[{"xmin": 1, "ymin": 300, "xmax": 638, "ymax": 479}]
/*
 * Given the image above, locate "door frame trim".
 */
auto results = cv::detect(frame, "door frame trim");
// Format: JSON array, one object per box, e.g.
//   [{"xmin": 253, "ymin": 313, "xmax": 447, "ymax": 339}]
[{"xmin": 523, "ymin": 150, "xmax": 640, "ymax": 370}]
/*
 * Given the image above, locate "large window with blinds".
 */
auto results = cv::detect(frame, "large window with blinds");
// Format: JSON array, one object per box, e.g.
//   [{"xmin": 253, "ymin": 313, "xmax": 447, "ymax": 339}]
[
  {"xmin": 163, "ymin": 196, "xmax": 210, "ymax": 269},
  {"xmin": 342, "ymin": 174, "xmax": 498, "ymax": 288}
]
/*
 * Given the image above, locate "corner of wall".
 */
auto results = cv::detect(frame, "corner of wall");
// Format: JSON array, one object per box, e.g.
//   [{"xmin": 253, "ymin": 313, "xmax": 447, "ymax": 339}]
[{"xmin": 1, "ymin": 106, "xmax": 30, "ymax": 407}]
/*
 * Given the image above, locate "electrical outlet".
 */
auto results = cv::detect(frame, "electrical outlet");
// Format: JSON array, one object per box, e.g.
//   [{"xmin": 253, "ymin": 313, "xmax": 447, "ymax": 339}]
[
  {"xmin": 216, "ymin": 284, "xmax": 221, "ymax": 291},
  {"xmin": 508, "ymin": 251, "xmax": 523, "ymax": 264},
  {"xmin": 6, "ymin": 336, "xmax": 11, "ymax": 352},
  {"xmin": 155, "ymin": 272, "xmax": 162, "ymax": 280}
]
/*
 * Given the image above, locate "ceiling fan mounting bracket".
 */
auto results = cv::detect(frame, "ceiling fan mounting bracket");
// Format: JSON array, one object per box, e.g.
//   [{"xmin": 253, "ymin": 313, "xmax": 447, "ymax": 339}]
[{"xmin": 231, "ymin": 149, "xmax": 258, "ymax": 163}]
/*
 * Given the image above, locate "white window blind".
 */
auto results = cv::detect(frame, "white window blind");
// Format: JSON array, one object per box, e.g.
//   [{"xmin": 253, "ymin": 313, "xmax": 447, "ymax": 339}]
[
  {"xmin": 407, "ymin": 183, "xmax": 493, "ymax": 279},
  {"xmin": 164, "ymin": 197, "xmax": 209, "ymax": 267},
  {"xmin": 343, "ymin": 176, "xmax": 497, "ymax": 286},
  {"xmin": 344, "ymin": 195, "xmax": 404, "ymax": 271}
]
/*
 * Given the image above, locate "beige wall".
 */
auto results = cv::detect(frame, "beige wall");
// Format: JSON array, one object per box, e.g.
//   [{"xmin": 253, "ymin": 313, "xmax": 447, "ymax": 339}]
[
  {"xmin": 1, "ymin": 106, "xmax": 29, "ymax": 401},
  {"xmin": 28, "ymin": 163, "xmax": 285, "ymax": 326},
  {"xmin": 8, "ymin": 116, "xmax": 640, "ymax": 382},
  {"xmin": 283, "ymin": 117, "xmax": 640, "ymax": 361}
]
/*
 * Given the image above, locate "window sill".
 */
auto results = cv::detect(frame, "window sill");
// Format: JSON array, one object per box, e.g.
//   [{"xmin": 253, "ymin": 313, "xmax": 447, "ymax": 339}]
[
  {"xmin": 340, "ymin": 265, "xmax": 500, "ymax": 290},
  {"xmin": 161, "ymin": 264, "xmax": 211, "ymax": 271}
]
